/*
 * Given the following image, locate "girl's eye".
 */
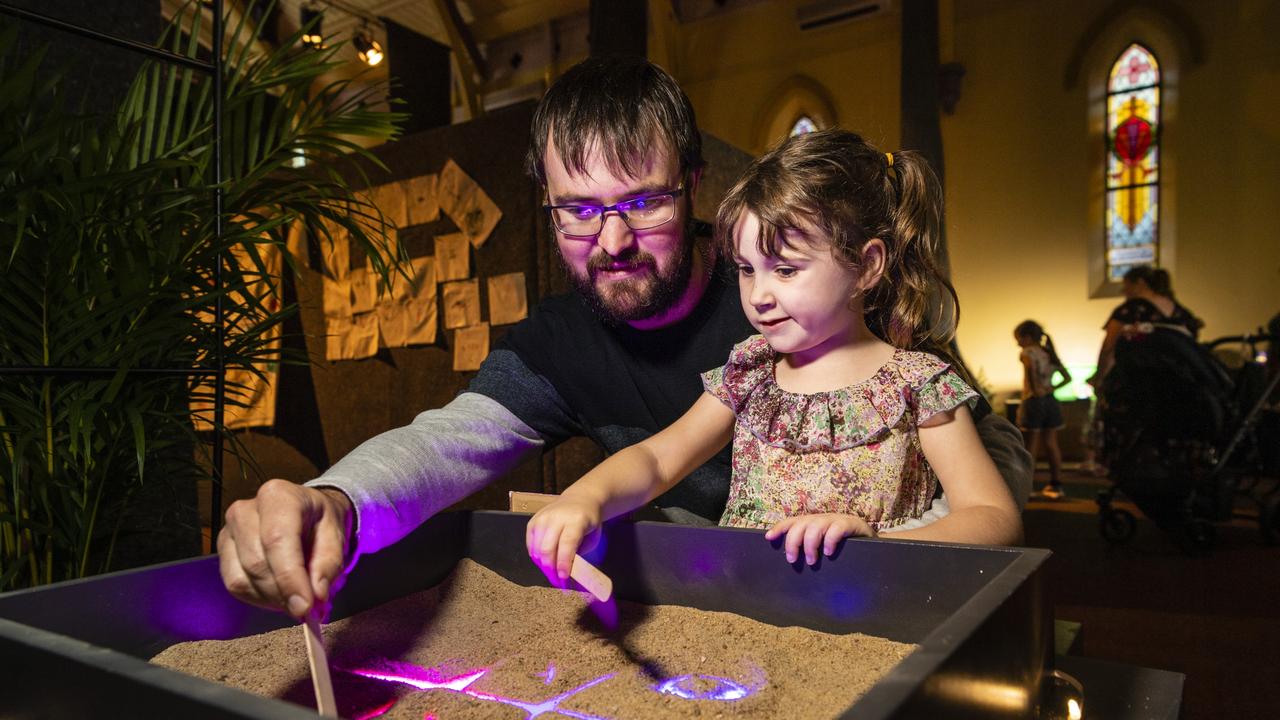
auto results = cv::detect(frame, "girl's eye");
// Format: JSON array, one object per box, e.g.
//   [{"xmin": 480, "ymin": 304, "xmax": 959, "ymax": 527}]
[
  {"xmin": 737, "ymin": 265, "xmax": 754, "ymax": 277},
  {"xmin": 775, "ymin": 266, "xmax": 798, "ymax": 278}
]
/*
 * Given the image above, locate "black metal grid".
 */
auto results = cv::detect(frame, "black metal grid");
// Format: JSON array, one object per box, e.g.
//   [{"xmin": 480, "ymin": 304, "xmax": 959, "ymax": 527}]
[{"xmin": 0, "ymin": 1, "xmax": 229, "ymax": 544}]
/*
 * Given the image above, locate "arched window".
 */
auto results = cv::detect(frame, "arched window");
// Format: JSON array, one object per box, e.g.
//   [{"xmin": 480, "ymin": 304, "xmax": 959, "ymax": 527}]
[
  {"xmin": 1105, "ymin": 43, "xmax": 1161, "ymax": 281},
  {"xmin": 790, "ymin": 115, "xmax": 818, "ymax": 137}
]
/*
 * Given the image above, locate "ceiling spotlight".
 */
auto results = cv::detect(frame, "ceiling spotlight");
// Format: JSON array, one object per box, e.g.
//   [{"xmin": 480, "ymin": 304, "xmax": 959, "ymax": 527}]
[
  {"xmin": 300, "ymin": 4, "xmax": 324, "ymax": 49},
  {"xmin": 354, "ymin": 26, "xmax": 384, "ymax": 67}
]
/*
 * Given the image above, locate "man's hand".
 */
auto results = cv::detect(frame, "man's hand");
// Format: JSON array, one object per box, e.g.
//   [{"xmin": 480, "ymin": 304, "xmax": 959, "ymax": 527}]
[
  {"xmin": 525, "ymin": 496, "xmax": 603, "ymax": 588},
  {"xmin": 764, "ymin": 513, "xmax": 876, "ymax": 565},
  {"xmin": 217, "ymin": 480, "xmax": 353, "ymax": 620}
]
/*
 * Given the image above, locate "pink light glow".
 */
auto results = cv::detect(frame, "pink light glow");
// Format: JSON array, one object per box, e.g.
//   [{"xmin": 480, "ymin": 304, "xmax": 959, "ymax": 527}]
[{"xmin": 346, "ymin": 658, "xmax": 760, "ymax": 718}]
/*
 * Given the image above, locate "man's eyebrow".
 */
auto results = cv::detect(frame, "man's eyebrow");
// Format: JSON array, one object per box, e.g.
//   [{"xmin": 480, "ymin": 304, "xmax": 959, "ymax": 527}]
[{"xmin": 548, "ymin": 184, "xmax": 673, "ymax": 205}]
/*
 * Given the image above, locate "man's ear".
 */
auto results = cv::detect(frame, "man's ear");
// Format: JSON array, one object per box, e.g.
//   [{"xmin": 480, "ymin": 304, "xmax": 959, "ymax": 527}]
[
  {"xmin": 687, "ymin": 166, "xmax": 704, "ymax": 200},
  {"xmin": 858, "ymin": 238, "xmax": 888, "ymax": 291}
]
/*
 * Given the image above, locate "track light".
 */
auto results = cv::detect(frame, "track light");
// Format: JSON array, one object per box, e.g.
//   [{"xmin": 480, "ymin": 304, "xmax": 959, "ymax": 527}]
[
  {"xmin": 301, "ymin": 4, "xmax": 324, "ymax": 49},
  {"xmin": 353, "ymin": 25, "xmax": 384, "ymax": 67}
]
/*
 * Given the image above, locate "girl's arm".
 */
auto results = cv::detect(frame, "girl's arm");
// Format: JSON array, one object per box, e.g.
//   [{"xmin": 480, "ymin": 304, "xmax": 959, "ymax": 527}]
[
  {"xmin": 1053, "ymin": 365, "xmax": 1073, "ymax": 390},
  {"xmin": 886, "ymin": 404, "xmax": 1022, "ymax": 545},
  {"xmin": 526, "ymin": 392, "xmax": 736, "ymax": 584}
]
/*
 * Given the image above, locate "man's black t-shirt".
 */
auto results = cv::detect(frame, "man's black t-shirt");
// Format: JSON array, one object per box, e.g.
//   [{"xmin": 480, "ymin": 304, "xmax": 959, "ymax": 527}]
[{"xmin": 468, "ymin": 263, "xmax": 754, "ymax": 520}]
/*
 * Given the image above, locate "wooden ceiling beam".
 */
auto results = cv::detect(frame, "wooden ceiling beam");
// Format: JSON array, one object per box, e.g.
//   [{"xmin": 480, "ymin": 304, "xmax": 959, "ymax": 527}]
[{"xmin": 468, "ymin": 0, "xmax": 587, "ymax": 43}]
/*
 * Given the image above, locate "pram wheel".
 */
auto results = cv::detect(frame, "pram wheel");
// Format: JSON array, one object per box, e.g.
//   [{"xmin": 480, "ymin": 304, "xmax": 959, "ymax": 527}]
[{"xmin": 1099, "ymin": 508, "xmax": 1137, "ymax": 543}]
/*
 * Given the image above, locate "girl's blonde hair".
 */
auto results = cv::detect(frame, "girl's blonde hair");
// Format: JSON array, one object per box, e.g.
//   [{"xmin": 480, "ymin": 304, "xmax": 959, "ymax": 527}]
[{"xmin": 716, "ymin": 128, "xmax": 962, "ymax": 363}]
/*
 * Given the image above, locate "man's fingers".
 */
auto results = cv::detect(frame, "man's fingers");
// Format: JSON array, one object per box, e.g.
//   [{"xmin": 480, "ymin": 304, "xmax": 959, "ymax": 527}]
[
  {"xmin": 308, "ymin": 509, "xmax": 348, "ymax": 607},
  {"xmin": 222, "ymin": 500, "xmax": 286, "ymax": 609},
  {"xmin": 256, "ymin": 481, "xmax": 318, "ymax": 619},
  {"xmin": 217, "ymin": 529, "xmax": 273, "ymax": 610}
]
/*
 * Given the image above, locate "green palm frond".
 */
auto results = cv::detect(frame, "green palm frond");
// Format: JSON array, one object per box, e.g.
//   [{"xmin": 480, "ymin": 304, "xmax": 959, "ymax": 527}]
[{"xmin": 0, "ymin": 0, "xmax": 406, "ymax": 590}]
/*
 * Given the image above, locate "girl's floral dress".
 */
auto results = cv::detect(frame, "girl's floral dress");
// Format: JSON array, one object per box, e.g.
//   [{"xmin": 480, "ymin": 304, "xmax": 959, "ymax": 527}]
[{"xmin": 701, "ymin": 335, "xmax": 978, "ymax": 532}]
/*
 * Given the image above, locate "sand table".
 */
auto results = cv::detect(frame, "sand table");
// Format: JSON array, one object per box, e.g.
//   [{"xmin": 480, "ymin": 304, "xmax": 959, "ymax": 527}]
[{"xmin": 154, "ymin": 560, "xmax": 915, "ymax": 719}]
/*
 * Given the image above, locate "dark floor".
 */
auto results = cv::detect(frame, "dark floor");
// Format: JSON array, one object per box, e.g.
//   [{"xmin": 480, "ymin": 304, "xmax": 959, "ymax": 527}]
[{"xmin": 1023, "ymin": 466, "xmax": 1279, "ymax": 720}]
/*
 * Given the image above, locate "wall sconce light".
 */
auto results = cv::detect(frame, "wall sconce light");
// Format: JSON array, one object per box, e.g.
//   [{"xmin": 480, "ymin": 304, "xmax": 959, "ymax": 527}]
[
  {"xmin": 301, "ymin": 4, "xmax": 325, "ymax": 49},
  {"xmin": 353, "ymin": 25, "xmax": 384, "ymax": 67}
]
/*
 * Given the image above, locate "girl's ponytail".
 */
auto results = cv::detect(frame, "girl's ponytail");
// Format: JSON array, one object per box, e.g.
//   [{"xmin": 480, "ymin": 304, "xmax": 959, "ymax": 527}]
[{"xmin": 866, "ymin": 150, "xmax": 961, "ymax": 363}]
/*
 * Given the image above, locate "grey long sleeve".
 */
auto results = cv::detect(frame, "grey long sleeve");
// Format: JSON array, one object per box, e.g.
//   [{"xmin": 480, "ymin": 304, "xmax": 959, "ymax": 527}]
[{"xmin": 306, "ymin": 392, "xmax": 544, "ymax": 558}]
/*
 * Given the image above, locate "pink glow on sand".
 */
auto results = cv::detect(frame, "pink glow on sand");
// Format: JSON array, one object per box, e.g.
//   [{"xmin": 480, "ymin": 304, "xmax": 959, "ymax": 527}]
[
  {"xmin": 351, "ymin": 698, "xmax": 398, "ymax": 719},
  {"xmin": 348, "ymin": 661, "xmax": 614, "ymax": 719},
  {"xmin": 348, "ymin": 659, "xmax": 759, "ymax": 718}
]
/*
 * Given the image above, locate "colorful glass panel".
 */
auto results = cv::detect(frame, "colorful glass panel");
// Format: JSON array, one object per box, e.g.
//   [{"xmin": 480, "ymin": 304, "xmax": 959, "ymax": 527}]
[
  {"xmin": 1105, "ymin": 44, "xmax": 1160, "ymax": 282},
  {"xmin": 790, "ymin": 116, "xmax": 817, "ymax": 136}
]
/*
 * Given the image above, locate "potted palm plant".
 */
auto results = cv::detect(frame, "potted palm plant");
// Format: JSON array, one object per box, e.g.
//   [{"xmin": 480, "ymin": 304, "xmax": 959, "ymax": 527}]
[{"xmin": 0, "ymin": 1, "xmax": 403, "ymax": 590}]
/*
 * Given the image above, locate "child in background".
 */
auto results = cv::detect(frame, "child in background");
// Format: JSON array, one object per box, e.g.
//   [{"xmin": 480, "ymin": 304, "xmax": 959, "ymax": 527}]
[
  {"xmin": 527, "ymin": 129, "xmax": 1020, "ymax": 582},
  {"xmin": 1014, "ymin": 320, "xmax": 1072, "ymax": 498}
]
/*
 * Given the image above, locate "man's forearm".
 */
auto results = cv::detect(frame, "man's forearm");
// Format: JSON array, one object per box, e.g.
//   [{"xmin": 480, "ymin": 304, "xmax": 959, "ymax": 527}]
[{"xmin": 306, "ymin": 392, "xmax": 544, "ymax": 558}]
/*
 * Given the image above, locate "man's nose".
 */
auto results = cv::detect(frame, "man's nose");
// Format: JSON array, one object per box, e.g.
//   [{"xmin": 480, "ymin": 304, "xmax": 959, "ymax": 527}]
[{"xmin": 595, "ymin": 212, "xmax": 635, "ymax": 257}]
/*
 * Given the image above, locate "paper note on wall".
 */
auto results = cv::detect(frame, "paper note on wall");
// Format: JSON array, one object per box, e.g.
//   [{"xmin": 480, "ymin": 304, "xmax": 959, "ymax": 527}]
[
  {"xmin": 325, "ymin": 312, "xmax": 380, "ymax": 361},
  {"xmin": 452, "ymin": 323, "xmax": 489, "ymax": 372},
  {"xmin": 442, "ymin": 279, "xmax": 481, "ymax": 329},
  {"xmin": 404, "ymin": 174, "xmax": 440, "ymax": 226},
  {"xmin": 438, "ymin": 159, "xmax": 502, "ymax": 248},
  {"xmin": 380, "ymin": 255, "xmax": 437, "ymax": 302},
  {"xmin": 368, "ymin": 183, "xmax": 408, "ymax": 228},
  {"xmin": 347, "ymin": 267, "xmax": 378, "ymax": 314},
  {"xmin": 322, "ymin": 276, "xmax": 352, "ymax": 318},
  {"xmin": 486, "ymin": 272, "xmax": 528, "ymax": 326},
  {"xmin": 435, "ymin": 233, "xmax": 470, "ymax": 282},
  {"xmin": 378, "ymin": 294, "xmax": 438, "ymax": 348}
]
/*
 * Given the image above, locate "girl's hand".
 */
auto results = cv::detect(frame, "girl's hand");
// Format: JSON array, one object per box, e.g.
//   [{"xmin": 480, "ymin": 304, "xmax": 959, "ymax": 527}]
[
  {"xmin": 526, "ymin": 497, "xmax": 603, "ymax": 588},
  {"xmin": 764, "ymin": 513, "xmax": 877, "ymax": 565}
]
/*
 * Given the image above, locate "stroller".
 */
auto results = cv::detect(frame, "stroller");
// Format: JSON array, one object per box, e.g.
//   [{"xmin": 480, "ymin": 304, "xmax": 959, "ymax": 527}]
[{"xmin": 1095, "ymin": 326, "xmax": 1280, "ymax": 551}]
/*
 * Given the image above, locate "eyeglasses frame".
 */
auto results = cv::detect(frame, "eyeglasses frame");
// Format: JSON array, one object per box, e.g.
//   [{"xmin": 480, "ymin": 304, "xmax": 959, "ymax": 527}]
[{"xmin": 543, "ymin": 186, "xmax": 686, "ymax": 238}]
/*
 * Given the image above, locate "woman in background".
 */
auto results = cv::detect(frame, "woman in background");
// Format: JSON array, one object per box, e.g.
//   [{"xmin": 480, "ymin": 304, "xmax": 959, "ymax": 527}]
[
  {"xmin": 1094, "ymin": 266, "xmax": 1202, "ymax": 384},
  {"xmin": 1015, "ymin": 320, "xmax": 1072, "ymax": 498}
]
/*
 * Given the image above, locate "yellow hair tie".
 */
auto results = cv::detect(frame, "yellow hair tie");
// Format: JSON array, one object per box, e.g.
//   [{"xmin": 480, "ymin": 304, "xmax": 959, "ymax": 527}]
[{"xmin": 885, "ymin": 152, "xmax": 894, "ymax": 167}]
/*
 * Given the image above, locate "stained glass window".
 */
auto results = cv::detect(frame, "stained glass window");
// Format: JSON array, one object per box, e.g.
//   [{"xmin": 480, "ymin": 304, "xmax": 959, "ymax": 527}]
[
  {"xmin": 1105, "ymin": 43, "xmax": 1161, "ymax": 281},
  {"xmin": 790, "ymin": 116, "xmax": 817, "ymax": 136}
]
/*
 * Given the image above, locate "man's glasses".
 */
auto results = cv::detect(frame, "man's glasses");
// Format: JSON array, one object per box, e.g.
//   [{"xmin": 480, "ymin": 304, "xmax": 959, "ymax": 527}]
[{"xmin": 544, "ymin": 187, "xmax": 684, "ymax": 238}]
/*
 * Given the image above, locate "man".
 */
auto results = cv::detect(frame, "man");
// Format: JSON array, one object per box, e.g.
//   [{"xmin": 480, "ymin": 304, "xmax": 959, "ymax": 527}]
[{"xmin": 218, "ymin": 56, "xmax": 1031, "ymax": 621}]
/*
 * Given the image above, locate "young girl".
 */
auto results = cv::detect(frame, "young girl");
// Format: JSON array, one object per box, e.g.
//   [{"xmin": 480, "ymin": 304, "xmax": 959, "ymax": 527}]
[
  {"xmin": 527, "ymin": 129, "xmax": 1021, "ymax": 583},
  {"xmin": 1013, "ymin": 320, "xmax": 1072, "ymax": 498}
]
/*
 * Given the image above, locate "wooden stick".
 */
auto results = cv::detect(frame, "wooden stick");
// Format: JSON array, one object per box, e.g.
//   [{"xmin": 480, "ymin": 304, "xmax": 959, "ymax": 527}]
[
  {"xmin": 570, "ymin": 553, "xmax": 613, "ymax": 603},
  {"xmin": 303, "ymin": 615, "xmax": 338, "ymax": 717}
]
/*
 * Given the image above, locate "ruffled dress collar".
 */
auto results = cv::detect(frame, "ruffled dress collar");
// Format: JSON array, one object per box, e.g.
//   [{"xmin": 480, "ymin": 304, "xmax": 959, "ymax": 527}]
[{"xmin": 717, "ymin": 335, "xmax": 955, "ymax": 453}]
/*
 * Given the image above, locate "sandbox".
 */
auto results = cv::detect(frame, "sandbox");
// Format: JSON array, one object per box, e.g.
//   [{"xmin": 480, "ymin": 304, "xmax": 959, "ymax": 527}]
[{"xmin": 0, "ymin": 511, "xmax": 1052, "ymax": 718}]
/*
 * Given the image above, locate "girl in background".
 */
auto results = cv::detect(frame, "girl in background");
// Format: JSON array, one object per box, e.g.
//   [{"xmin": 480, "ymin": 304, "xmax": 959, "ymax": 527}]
[
  {"xmin": 1014, "ymin": 320, "xmax": 1072, "ymax": 498},
  {"xmin": 527, "ymin": 129, "xmax": 1020, "ymax": 582}
]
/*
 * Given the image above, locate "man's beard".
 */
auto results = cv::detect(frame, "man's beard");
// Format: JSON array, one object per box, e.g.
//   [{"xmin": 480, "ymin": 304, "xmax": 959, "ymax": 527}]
[{"xmin": 567, "ymin": 238, "xmax": 696, "ymax": 326}]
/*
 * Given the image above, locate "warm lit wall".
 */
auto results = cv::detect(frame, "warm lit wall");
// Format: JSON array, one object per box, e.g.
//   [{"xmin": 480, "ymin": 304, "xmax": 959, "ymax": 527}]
[{"xmin": 668, "ymin": 0, "xmax": 1280, "ymax": 401}]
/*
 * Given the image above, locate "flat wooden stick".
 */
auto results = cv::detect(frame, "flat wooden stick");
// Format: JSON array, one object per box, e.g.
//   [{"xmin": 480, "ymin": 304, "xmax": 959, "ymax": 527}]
[
  {"xmin": 509, "ymin": 491, "xmax": 614, "ymax": 602},
  {"xmin": 302, "ymin": 615, "xmax": 338, "ymax": 717},
  {"xmin": 570, "ymin": 554, "xmax": 613, "ymax": 603}
]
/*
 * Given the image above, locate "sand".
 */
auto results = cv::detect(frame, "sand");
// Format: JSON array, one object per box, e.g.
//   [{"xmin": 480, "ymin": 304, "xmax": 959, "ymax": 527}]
[{"xmin": 153, "ymin": 560, "xmax": 915, "ymax": 719}]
